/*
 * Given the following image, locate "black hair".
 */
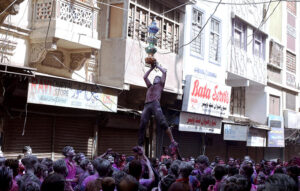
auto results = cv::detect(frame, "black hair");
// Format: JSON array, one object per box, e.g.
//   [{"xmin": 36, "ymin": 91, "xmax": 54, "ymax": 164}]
[
  {"xmin": 41, "ymin": 158, "xmax": 53, "ymax": 174},
  {"xmin": 160, "ymin": 174, "xmax": 176, "ymax": 191},
  {"xmin": 80, "ymin": 159, "xmax": 90, "ymax": 171},
  {"xmin": 102, "ymin": 177, "xmax": 115, "ymax": 191},
  {"xmin": 74, "ymin": 153, "xmax": 85, "ymax": 164},
  {"xmin": 24, "ymin": 181, "xmax": 40, "ymax": 191},
  {"xmin": 224, "ymin": 175, "xmax": 249, "ymax": 191},
  {"xmin": 0, "ymin": 166, "xmax": 13, "ymax": 191},
  {"xmin": 41, "ymin": 173, "xmax": 65, "ymax": 191},
  {"xmin": 265, "ymin": 173, "xmax": 297, "ymax": 191},
  {"xmin": 214, "ymin": 165, "xmax": 227, "ymax": 181},
  {"xmin": 62, "ymin": 146, "xmax": 74, "ymax": 157},
  {"xmin": 113, "ymin": 170, "xmax": 127, "ymax": 186},
  {"xmin": 5, "ymin": 159, "xmax": 19, "ymax": 177},
  {"xmin": 228, "ymin": 166, "xmax": 239, "ymax": 177},
  {"xmin": 170, "ymin": 160, "xmax": 181, "ymax": 177},
  {"xmin": 35, "ymin": 163, "xmax": 47, "ymax": 178},
  {"xmin": 196, "ymin": 155, "xmax": 209, "ymax": 166},
  {"xmin": 117, "ymin": 175, "xmax": 139, "ymax": 191},
  {"xmin": 129, "ymin": 160, "xmax": 142, "ymax": 180},
  {"xmin": 23, "ymin": 146, "xmax": 32, "ymax": 153},
  {"xmin": 200, "ymin": 175, "xmax": 216, "ymax": 191},
  {"xmin": 53, "ymin": 159, "xmax": 68, "ymax": 177},
  {"xmin": 18, "ymin": 173, "xmax": 41, "ymax": 191},
  {"xmin": 179, "ymin": 161, "xmax": 193, "ymax": 178},
  {"xmin": 21, "ymin": 156, "xmax": 38, "ymax": 171},
  {"xmin": 96, "ymin": 159, "xmax": 112, "ymax": 177}
]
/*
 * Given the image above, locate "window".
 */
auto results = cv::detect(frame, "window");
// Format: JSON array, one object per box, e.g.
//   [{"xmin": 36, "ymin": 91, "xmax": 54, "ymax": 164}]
[
  {"xmin": 209, "ymin": 19, "xmax": 220, "ymax": 63},
  {"xmin": 233, "ymin": 19, "xmax": 246, "ymax": 50},
  {"xmin": 269, "ymin": 95, "xmax": 280, "ymax": 116},
  {"xmin": 127, "ymin": 1, "xmax": 179, "ymax": 53},
  {"xmin": 269, "ymin": 41, "xmax": 283, "ymax": 67},
  {"xmin": 230, "ymin": 87, "xmax": 245, "ymax": 116},
  {"xmin": 190, "ymin": 9, "xmax": 203, "ymax": 57},
  {"xmin": 286, "ymin": 51, "xmax": 296, "ymax": 74},
  {"xmin": 286, "ymin": 92, "xmax": 296, "ymax": 110},
  {"xmin": 253, "ymin": 33, "xmax": 265, "ymax": 59}
]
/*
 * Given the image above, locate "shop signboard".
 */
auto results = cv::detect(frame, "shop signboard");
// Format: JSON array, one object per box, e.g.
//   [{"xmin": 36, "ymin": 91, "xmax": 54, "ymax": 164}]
[
  {"xmin": 27, "ymin": 77, "xmax": 118, "ymax": 112},
  {"xmin": 283, "ymin": 110, "xmax": 299, "ymax": 129},
  {"xmin": 268, "ymin": 115, "xmax": 284, "ymax": 147},
  {"xmin": 247, "ymin": 128, "xmax": 267, "ymax": 147},
  {"xmin": 224, "ymin": 124, "xmax": 248, "ymax": 141},
  {"xmin": 182, "ymin": 75, "xmax": 231, "ymax": 118},
  {"xmin": 179, "ymin": 112, "xmax": 222, "ymax": 134}
]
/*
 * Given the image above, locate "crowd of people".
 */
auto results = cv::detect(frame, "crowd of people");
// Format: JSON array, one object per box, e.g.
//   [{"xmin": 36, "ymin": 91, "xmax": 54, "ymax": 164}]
[{"xmin": 0, "ymin": 145, "xmax": 299, "ymax": 191}]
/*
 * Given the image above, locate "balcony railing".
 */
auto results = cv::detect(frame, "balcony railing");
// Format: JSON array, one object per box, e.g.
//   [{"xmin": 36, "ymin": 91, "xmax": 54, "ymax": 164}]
[
  {"xmin": 229, "ymin": 45, "xmax": 267, "ymax": 85},
  {"xmin": 33, "ymin": 0, "xmax": 99, "ymax": 40}
]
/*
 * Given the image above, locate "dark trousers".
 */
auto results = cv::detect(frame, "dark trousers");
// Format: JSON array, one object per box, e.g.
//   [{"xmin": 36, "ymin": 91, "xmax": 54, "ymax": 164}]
[{"xmin": 138, "ymin": 100, "xmax": 169, "ymax": 146}]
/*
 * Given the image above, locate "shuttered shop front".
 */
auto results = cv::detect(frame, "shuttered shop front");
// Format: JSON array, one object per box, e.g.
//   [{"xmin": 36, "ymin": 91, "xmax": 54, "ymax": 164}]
[
  {"xmin": 3, "ymin": 114, "xmax": 53, "ymax": 159},
  {"xmin": 54, "ymin": 117, "xmax": 95, "ymax": 160}
]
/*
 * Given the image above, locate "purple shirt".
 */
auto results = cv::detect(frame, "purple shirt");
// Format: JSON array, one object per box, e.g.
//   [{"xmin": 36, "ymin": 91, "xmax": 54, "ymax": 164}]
[
  {"xmin": 82, "ymin": 173, "xmax": 99, "ymax": 188},
  {"xmin": 64, "ymin": 158, "xmax": 76, "ymax": 180},
  {"xmin": 139, "ymin": 178, "xmax": 153, "ymax": 189},
  {"xmin": 145, "ymin": 83, "xmax": 164, "ymax": 103}
]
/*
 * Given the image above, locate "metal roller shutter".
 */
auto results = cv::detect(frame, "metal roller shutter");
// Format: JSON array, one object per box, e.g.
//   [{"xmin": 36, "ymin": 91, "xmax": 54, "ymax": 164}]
[
  {"xmin": 3, "ymin": 114, "xmax": 53, "ymax": 159},
  {"xmin": 98, "ymin": 128, "xmax": 138, "ymax": 156},
  {"xmin": 54, "ymin": 117, "xmax": 95, "ymax": 160}
]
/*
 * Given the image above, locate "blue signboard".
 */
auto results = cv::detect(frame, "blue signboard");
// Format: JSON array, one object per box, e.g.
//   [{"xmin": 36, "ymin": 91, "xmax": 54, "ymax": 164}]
[{"xmin": 268, "ymin": 115, "xmax": 284, "ymax": 147}]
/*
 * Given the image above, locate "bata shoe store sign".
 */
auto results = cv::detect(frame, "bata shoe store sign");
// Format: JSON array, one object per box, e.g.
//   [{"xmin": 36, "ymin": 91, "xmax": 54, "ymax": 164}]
[
  {"xmin": 27, "ymin": 77, "xmax": 118, "ymax": 112},
  {"xmin": 182, "ymin": 75, "xmax": 231, "ymax": 118},
  {"xmin": 179, "ymin": 112, "xmax": 222, "ymax": 134}
]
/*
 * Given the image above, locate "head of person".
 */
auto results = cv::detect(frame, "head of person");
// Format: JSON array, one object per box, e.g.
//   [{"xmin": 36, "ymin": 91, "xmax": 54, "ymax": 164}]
[
  {"xmin": 23, "ymin": 181, "xmax": 40, "ymax": 191},
  {"xmin": 160, "ymin": 174, "xmax": 176, "ymax": 191},
  {"xmin": 0, "ymin": 166, "xmax": 13, "ymax": 191},
  {"xmin": 228, "ymin": 157, "xmax": 235, "ymax": 166},
  {"xmin": 179, "ymin": 161, "xmax": 193, "ymax": 179},
  {"xmin": 102, "ymin": 177, "xmax": 115, "ymax": 191},
  {"xmin": 170, "ymin": 160, "xmax": 181, "ymax": 178},
  {"xmin": 41, "ymin": 158, "xmax": 53, "ymax": 174},
  {"xmin": 117, "ymin": 175, "xmax": 139, "ymax": 191},
  {"xmin": 107, "ymin": 155, "xmax": 114, "ymax": 165},
  {"xmin": 95, "ymin": 158, "xmax": 112, "ymax": 178},
  {"xmin": 195, "ymin": 155, "xmax": 209, "ymax": 171},
  {"xmin": 224, "ymin": 175, "xmax": 249, "ymax": 191},
  {"xmin": 62, "ymin": 146, "xmax": 75, "ymax": 158},
  {"xmin": 74, "ymin": 153, "xmax": 86, "ymax": 165},
  {"xmin": 53, "ymin": 159, "xmax": 68, "ymax": 178},
  {"xmin": 5, "ymin": 159, "xmax": 19, "ymax": 177},
  {"xmin": 153, "ymin": 76, "xmax": 161, "ymax": 84},
  {"xmin": 265, "ymin": 173, "xmax": 297, "ymax": 191},
  {"xmin": 112, "ymin": 170, "xmax": 127, "ymax": 186},
  {"xmin": 128, "ymin": 160, "xmax": 142, "ymax": 180},
  {"xmin": 228, "ymin": 166, "xmax": 239, "ymax": 177},
  {"xmin": 41, "ymin": 173, "xmax": 65, "ymax": 191},
  {"xmin": 214, "ymin": 165, "xmax": 227, "ymax": 181},
  {"xmin": 21, "ymin": 155, "xmax": 39, "ymax": 172},
  {"xmin": 80, "ymin": 159, "xmax": 93, "ymax": 172},
  {"xmin": 23, "ymin": 146, "xmax": 32, "ymax": 157},
  {"xmin": 158, "ymin": 164, "xmax": 168, "ymax": 177},
  {"xmin": 35, "ymin": 163, "xmax": 48, "ymax": 179},
  {"xmin": 200, "ymin": 175, "xmax": 215, "ymax": 191},
  {"xmin": 121, "ymin": 154, "xmax": 126, "ymax": 162}
]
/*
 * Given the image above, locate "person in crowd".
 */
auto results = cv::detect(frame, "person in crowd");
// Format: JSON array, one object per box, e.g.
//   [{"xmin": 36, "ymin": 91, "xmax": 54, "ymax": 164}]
[
  {"xmin": 168, "ymin": 161, "xmax": 193, "ymax": 191},
  {"xmin": 101, "ymin": 177, "xmax": 115, "ymax": 191},
  {"xmin": 74, "ymin": 153, "xmax": 86, "ymax": 176},
  {"xmin": 35, "ymin": 163, "xmax": 48, "ymax": 183},
  {"xmin": 18, "ymin": 156, "xmax": 41, "ymax": 191},
  {"xmin": 195, "ymin": 155, "xmax": 212, "ymax": 175},
  {"xmin": 74, "ymin": 159, "xmax": 94, "ymax": 191},
  {"xmin": 117, "ymin": 175, "xmax": 139, "ymax": 191},
  {"xmin": 5, "ymin": 159, "xmax": 19, "ymax": 191},
  {"xmin": 160, "ymin": 147, "xmax": 170, "ymax": 163},
  {"xmin": 62, "ymin": 146, "xmax": 77, "ymax": 186},
  {"xmin": 213, "ymin": 165, "xmax": 227, "ymax": 191},
  {"xmin": 0, "ymin": 166, "xmax": 13, "ymax": 191},
  {"xmin": 200, "ymin": 175, "xmax": 215, "ymax": 191},
  {"xmin": 41, "ymin": 158, "xmax": 53, "ymax": 175},
  {"xmin": 23, "ymin": 146, "xmax": 33, "ymax": 158},
  {"xmin": 264, "ymin": 173, "xmax": 297, "ymax": 191},
  {"xmin": 41, "ymin": 173, "xmax": 65, "ymax": 191}
]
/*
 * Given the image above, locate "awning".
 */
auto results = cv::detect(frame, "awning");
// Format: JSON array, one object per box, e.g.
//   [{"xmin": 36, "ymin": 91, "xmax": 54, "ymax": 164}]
[{"xmin": 0, "ymin": 64, "xmax": 36, "ymax": 77}]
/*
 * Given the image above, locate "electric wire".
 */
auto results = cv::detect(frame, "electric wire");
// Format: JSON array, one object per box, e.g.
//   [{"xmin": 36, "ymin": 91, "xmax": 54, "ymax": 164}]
[{"xmin": 0, "ymin": 0, "xmax": 19, "ymax": 16}]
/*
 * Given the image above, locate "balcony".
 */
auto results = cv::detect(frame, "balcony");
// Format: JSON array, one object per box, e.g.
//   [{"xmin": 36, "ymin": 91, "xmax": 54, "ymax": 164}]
[
  {"xmin": 228, "ymin": 45, "xmax": 267, "ymax": 85},
  {"xmin": 28, "ymin": 0, "xmax": 100, "ymax": 83},
  {"xmin": 30, "ymin": 0, "xmax": 100, "ymax": 50}
]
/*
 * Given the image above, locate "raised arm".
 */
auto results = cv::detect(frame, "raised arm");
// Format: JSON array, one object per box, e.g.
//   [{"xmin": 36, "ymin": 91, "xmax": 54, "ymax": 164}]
[
  {"xmin": 144, "ymin": 65, "xmax": 155, "ymax": 88},
  {"xmin": 156, "ymin": 64, "xmax": 167, "ymax": 85}
]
